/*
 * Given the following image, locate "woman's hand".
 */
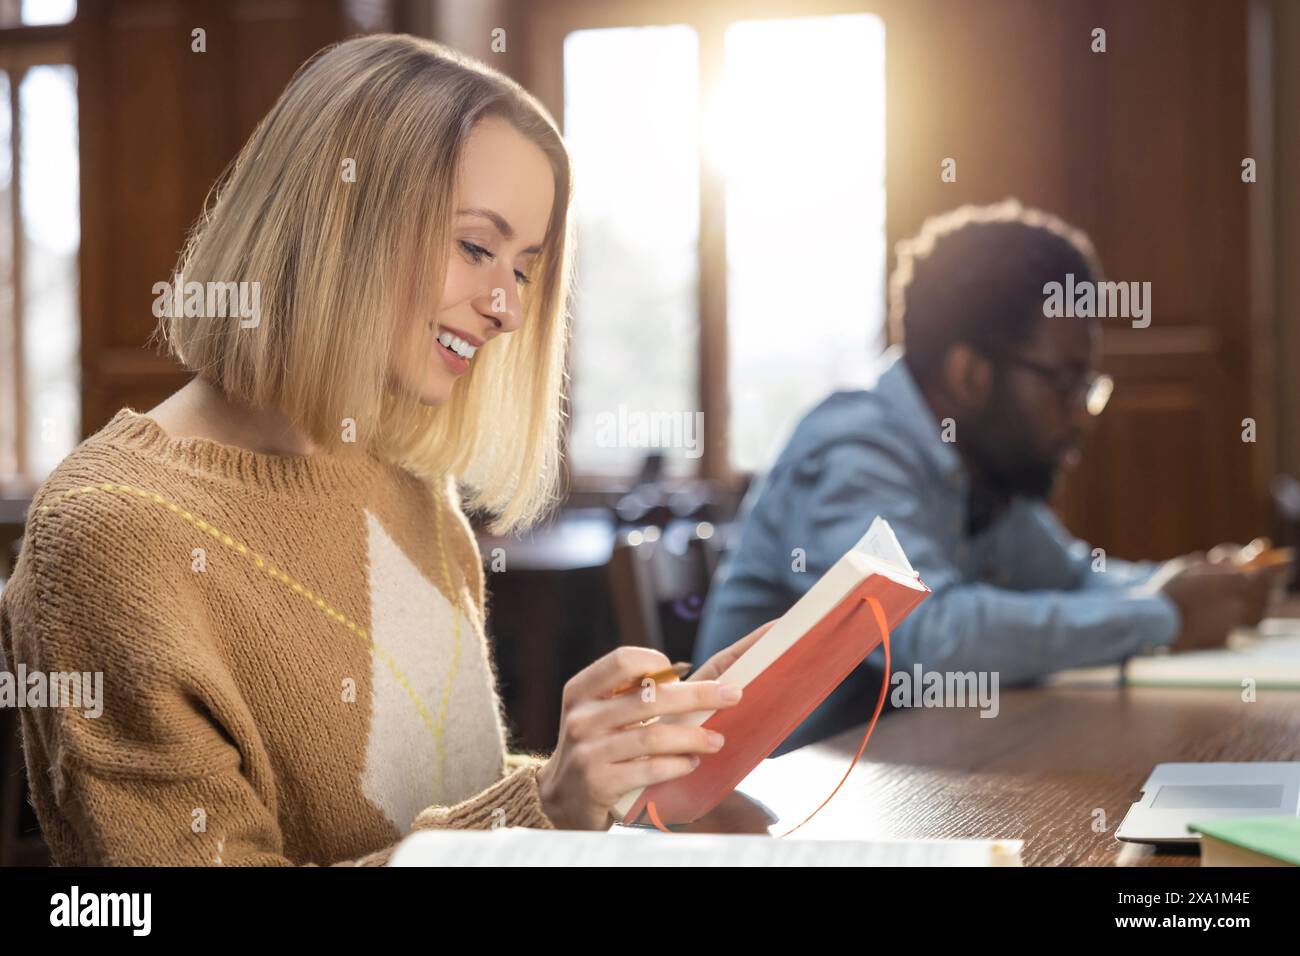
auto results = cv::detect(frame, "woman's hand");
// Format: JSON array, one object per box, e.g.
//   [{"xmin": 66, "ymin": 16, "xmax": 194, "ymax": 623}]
[
  {"xmin": 688, "ymin": 620, "xmax": 776, "ymax": 683},
  {"xmin": 536, "ymin": 621, "xmax": 775, "ymax": 830}
]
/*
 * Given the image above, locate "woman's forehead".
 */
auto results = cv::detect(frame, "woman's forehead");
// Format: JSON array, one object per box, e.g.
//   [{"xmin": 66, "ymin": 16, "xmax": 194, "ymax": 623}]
[{"xmin": 456, "ymin": 119, "xmax": 554, "ymax": 247}]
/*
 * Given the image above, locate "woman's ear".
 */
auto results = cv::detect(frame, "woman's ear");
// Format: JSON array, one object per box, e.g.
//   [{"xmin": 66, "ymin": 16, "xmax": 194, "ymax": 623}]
[{"xmin": 941, "ymin": 343, "xmax": 994, "ymax": 410}]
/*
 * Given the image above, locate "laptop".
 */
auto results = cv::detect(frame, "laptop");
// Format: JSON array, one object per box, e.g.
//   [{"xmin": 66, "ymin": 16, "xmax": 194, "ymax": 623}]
[{"xmin": 1117, "ymin": 763, "xmax": 1300, "ymax": 844}]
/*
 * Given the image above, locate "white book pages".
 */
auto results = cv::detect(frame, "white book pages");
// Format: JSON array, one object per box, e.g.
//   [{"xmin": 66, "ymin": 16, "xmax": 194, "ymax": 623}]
[
  {"xmin": 853, "ymin": 515, "xmax": 916, "ymax": 575},
  {"xmin": 389, "ymin": 827, "xmax": 1023, "ymax": 867}
]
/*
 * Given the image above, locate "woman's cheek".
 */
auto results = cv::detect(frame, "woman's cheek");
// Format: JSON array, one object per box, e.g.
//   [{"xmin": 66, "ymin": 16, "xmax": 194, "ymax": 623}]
[{"xmin": 437, "ymin": 258, "xmax": 479, "ymax": 312}]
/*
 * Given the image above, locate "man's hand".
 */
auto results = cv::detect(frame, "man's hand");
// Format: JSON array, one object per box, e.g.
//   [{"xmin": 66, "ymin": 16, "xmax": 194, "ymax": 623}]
[
  {"xmin": 1147, "ymin": 557, "xmax": 1254, "ymax": 653},
  {"xmin": 1205, "ymin": 539, "xmax": 1292, "ymax": 627}
]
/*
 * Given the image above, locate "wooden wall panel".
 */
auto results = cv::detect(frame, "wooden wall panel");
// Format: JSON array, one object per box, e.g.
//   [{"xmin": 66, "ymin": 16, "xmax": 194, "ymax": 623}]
[
  {"xmin": 77, "ymin": 0, "xmax": 351, "ymax": 437},
  {"xmin": 882, "ymin": 0, "xmax": 1262, "ymax": 559},
  {"xmin": 1048, "ymin": 0, "xmax": 1259, "ymax": 559}
]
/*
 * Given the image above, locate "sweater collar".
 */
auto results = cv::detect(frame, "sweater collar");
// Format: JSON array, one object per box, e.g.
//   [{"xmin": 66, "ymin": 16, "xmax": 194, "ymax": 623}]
[{"xmin": 101, "ymin": 408, "xmax": 388, "ymax": 498}]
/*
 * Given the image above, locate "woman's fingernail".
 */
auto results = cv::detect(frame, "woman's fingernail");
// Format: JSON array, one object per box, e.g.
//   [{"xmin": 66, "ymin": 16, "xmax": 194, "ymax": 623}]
[
  {"xmin": 690, "ymin": 756, "xmax": 701, "ymax": 768},
  {"xmin": 720, "ymin": 685, "xmax": 743, "ymax": 703},
  {"xmin": 707, "ymin": 731, "xmax": 725, "ymax": 748}
]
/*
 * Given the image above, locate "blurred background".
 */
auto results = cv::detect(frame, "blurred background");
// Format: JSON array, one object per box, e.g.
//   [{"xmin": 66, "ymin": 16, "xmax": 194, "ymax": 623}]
[{"xmin": 0, "ymin": 0, "xmax": 1298, "ymax": 862}]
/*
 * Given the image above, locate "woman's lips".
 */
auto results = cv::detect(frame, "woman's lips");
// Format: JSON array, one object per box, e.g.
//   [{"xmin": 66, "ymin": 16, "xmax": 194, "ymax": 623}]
[{"xmin": 435, "ymin": 339, "xmax": 469, "ymax": 375}]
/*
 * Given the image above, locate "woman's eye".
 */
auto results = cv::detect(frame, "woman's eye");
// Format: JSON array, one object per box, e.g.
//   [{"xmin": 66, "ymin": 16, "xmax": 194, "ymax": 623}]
[
  {"xmin": 461, "ymin": 240, "xmax": 529, "ymax": 285},
  {"xmin": 459, "ymin": 240, "xmax": 491, "ymax": 263}
]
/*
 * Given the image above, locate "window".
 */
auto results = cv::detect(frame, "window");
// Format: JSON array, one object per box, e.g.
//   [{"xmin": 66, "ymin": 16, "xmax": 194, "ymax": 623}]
[
  {"xmin": 720, "ymin": 15, "xmax": 886, "ymax": 472},
  {"xmin": 563, "ymin": 25, "xmax": 700, "ymax": 478},
  {"xmin": 0, "ymin": 0, "xmax": 79, "ymax": 489},
  {"xmin": 555, "ymin": 11, "xmax": 886, "ymax": 480},
  {"xmin": 6, "ymin": 0, "xmax": 75, "ymax": 27}
]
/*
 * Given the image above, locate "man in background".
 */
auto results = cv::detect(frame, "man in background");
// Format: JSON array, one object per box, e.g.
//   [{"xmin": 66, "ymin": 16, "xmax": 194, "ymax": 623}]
[{"xmin": 695, "ymin": 200, "xmax": 1275, "ymax": 753}]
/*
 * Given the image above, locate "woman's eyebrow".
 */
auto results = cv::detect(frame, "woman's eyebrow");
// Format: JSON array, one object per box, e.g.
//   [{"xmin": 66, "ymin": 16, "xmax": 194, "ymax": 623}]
[{"xmin": 457, "ymin": 207, "xmax": 543, "ymax": 255}]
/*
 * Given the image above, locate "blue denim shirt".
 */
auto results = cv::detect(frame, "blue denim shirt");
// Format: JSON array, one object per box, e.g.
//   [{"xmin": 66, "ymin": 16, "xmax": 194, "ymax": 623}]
[{"xmin": 695, "ymin": 347, "xmax": 1178, "ymax": 753}]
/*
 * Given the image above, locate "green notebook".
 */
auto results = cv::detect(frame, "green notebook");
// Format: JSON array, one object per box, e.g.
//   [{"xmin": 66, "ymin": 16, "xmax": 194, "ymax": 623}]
[{"xmin": 1189, "ymin": 816, "xmax": 1300, "ymax": 867}]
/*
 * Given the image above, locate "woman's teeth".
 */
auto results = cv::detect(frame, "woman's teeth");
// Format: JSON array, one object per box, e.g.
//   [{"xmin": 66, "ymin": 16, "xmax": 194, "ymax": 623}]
[{"xmin": 437, "ymin": 330, "xmax": 477, "ymax": 360}]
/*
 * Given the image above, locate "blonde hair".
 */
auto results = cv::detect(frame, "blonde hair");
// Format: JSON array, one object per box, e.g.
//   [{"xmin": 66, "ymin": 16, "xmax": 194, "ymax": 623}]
[{"xmin": 158, "ymin": 34, "xmax": 573, "ymax": 532}]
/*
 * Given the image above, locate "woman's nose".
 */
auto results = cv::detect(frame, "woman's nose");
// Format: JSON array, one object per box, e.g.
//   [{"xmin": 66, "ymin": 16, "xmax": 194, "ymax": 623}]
[{"xmin": 480, "ymin": 273, "xmax": 523, "ymax": 332}]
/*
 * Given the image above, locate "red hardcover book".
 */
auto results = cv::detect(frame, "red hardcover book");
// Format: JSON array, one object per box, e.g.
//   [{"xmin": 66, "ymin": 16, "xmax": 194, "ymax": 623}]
[{"xmin": 613, "ymin": 517, "xmax": 930, "ymax": 825}]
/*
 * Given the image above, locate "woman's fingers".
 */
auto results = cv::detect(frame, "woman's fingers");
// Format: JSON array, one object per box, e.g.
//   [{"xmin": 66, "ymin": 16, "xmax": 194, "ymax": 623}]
[
  {"xmin": 689, "ymin": 619, "xmax": 776, "ymax": 683},
  {"xmin": 546, "ymin": 645, "xmax": 749, "ymax": 823},
  {"xmin": 560, "ymin": 644, "xmax": 671, "ymax": 712},
  {"xmin": 597, "ymin": 755, "xmax": 702, "ymax": 802},
  {"xmin": 576, "ymin": 725, "xmax": 723, "ymax": 805},
  {"xmin": 567, "ymin": 678, "xmax": 742, "ymax": 739},
  {"xmin": 593, "ymin": 719, "xmax": 726, "ymax": 765}
]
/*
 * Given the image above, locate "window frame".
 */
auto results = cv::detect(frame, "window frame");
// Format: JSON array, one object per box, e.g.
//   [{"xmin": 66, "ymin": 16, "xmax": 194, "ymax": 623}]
[{"xmin": 522, "ymin": 0, "xmax": 886, "ymax": 493}]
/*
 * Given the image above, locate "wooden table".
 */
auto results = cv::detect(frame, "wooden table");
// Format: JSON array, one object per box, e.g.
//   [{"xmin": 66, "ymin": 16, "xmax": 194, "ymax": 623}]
[{"xmin": 693, "ymin": 680, "xmax": 1300, "ymax": 866}]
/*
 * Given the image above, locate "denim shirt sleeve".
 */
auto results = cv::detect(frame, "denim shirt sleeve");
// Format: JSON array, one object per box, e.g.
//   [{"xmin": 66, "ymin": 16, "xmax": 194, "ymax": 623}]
[
  {"xmin": 781, "ymin": 441, "xmax": 1179, "ymax": 688},
  {"xmin": 1021, "ymin": 503, "xmax": 1168, "ymax": 591}
]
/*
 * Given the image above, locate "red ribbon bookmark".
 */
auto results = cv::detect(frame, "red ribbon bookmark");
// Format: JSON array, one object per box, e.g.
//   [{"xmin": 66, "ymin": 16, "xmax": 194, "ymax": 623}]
[{"xmin": 645, "ymin": 595, "xmax": 892, "ymax": 837}]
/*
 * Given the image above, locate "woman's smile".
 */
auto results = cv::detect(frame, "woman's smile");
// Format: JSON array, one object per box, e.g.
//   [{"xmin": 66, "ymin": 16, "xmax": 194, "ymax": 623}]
[{"xmin": 434, "ymin": 324, "xmax": 481, "ymax": 374}]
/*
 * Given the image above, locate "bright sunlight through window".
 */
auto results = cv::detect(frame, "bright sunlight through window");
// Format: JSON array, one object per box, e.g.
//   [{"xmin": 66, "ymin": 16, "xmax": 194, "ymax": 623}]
[{"xmin": 563, "ymin": 14, "xmax": 885, "ymax": 477}]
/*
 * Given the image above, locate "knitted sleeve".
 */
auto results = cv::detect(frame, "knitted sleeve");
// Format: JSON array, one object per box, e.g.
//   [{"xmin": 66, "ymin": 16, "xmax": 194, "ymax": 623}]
[
  {"xmin": 344, "ymin": 755, "xmax": 555, "ymax": 867},
  {"xmin": 0, "ymin": 497, "xmax": 554, "ymax": 868},
  {"xmin": 337, "ymin": 762, "xmax": 554, "ymax": 867}
]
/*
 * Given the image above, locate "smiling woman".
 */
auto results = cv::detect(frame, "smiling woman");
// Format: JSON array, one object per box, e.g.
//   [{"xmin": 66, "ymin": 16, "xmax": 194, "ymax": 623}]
[
  {"xmin": 1, "ymin": 33, "xmax": 575, "ymax": 868},
  {"xmin": 156, "ymin": 38, "xmax": 573, "ymax": 531},
  {"xmin": 399, "ymin": 117, "xmax": 557, "ymax": 406},
  {"xmin": 0, "ymin": 31, "xmax": 768, "ymax": 867}
]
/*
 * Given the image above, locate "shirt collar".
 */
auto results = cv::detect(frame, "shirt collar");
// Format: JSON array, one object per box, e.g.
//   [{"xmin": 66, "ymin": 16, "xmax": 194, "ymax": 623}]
[{"xmin": 872, "ymin": 346, "xmax": 966, "ymax": 490}]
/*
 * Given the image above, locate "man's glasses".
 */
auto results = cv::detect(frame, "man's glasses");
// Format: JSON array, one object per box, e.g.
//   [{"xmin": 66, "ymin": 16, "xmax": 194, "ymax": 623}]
[{"xmin": 1002, "ymin": 354, "xmax": 1114, "ymax": 417}]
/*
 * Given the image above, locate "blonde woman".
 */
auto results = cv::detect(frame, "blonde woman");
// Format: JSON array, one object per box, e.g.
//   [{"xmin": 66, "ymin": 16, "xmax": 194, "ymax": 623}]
[{"xmin": 0, "ymin": 34, "xmax": 758, "ymax": 866}]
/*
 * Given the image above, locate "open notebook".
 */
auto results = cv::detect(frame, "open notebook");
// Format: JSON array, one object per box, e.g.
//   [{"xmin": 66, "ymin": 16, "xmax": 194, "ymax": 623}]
[
  {"xmin": 389, "ymin": 828, "xmax": 1022, "ymax": 866},
  {"xmin": 1052, "ymin": 619, "xmax": 1300, "ymax": 689},
  {"xmin": 612, "ymin": 516, "xmax": 930, "ymax": 825}
]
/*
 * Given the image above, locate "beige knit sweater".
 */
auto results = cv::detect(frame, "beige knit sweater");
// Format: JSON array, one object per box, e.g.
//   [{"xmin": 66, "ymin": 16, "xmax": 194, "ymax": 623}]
[{"xmin": 0, "ymin": 409, "xmax": 554, "ymax": 866}]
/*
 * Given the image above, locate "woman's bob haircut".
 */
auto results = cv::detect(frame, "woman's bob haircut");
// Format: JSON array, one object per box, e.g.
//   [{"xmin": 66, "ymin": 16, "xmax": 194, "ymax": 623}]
[{"xmin": 158, "ymin": 34, "xmax": 573, "ymax": 533}]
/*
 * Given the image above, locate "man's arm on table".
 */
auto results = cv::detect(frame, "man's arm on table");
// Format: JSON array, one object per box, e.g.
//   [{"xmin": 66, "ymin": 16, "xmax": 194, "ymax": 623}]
[{"xmin": 1018, "ymin": 502, "xmax": 1167, "ymax": 591}]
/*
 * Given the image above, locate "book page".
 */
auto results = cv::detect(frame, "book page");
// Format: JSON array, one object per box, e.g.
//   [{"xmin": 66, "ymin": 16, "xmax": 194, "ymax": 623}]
[
  {"xmin": 853, "ymin": 516, "xmax": 916, "ymax": 574},
  {"xmin": 390, "ymin": 828, "xmax": 1022, "ymax": 866}
]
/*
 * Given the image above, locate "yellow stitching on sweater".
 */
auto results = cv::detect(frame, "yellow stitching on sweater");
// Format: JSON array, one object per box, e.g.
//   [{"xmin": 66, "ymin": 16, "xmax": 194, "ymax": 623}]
[
  {"xmin": 430, "ymin": 500, "xmax": 464, "ymax": 804},
  {"xmin": 35, "ymin": 483, "xmax": 448, "ymax": 756}
]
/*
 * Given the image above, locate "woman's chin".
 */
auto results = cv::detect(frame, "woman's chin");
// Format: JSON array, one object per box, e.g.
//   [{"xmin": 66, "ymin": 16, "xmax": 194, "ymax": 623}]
[
  {"xmin": 388, "ymin": 365, "xmax": 458, "ymax": 406},
  {"xmin": 415, "ymin": 377, "xmax": 456, "ymax": 406}
]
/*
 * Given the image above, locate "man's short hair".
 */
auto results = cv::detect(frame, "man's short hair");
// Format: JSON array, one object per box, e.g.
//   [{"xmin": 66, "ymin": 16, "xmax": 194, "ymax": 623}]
[{"xmin": 888, "ymin": 199, "xmax": 1103, "ymax": 383}]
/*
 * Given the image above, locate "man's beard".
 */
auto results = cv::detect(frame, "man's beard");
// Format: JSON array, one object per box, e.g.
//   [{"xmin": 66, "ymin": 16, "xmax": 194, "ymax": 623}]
[
  {"xmin": 964, "ymin": 392, "xmax": 1059, "ymax": 502},
  {"xmin": 972, "ymin": 448, "xmax": 1058, "ymax": 501}
]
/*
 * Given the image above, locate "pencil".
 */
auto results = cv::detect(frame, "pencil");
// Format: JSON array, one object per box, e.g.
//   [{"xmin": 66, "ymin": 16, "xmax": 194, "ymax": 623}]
[{"xmin": 607, "ymin": 662, "xmax": 692, "ymax": 698}]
